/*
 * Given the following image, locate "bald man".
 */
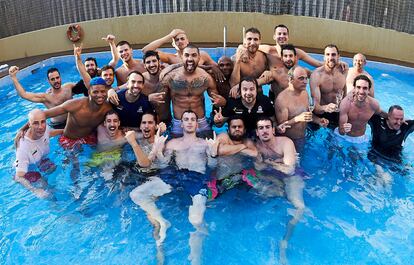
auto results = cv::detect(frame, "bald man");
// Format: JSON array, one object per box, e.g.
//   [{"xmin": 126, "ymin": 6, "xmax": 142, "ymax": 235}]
[
  {"xmin": 14, "ymin": 109, "xmax": 63, "ymax": 198},
  {"xmin": 346, "ymin": 53, "xmax": 374, "ymax": 96}
]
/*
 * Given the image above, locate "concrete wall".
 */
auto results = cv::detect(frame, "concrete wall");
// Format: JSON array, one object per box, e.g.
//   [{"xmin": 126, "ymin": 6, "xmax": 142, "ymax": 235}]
[{"xmin": 1, "ymin": 12, "xmax": 413, "ymax": 64}]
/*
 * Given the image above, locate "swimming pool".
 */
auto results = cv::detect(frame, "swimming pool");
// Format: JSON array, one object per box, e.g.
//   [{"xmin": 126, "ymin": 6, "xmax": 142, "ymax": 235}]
[{"xmin": 0, "ymin": 48, "xmax": 413, "ymax": 265}]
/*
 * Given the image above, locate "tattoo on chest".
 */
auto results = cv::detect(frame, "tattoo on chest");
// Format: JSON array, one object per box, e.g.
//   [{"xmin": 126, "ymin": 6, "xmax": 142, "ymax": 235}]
[{"xmin": 170, "ymin": 77, "xmax": 208, "ymax": 92}]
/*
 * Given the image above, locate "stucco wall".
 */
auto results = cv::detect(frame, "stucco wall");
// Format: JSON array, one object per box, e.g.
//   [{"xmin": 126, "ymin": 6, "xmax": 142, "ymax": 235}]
[{"xmin": 1, "ymin": 12, "xmax": 413, "ymax": 64}]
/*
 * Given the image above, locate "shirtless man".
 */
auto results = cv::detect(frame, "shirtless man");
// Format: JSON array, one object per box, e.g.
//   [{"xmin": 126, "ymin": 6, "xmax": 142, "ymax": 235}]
[
  {"xmin": 9, "ymin": 66, "xmax": 74, "ymax": 128},
  {"xmin": 115, "ymin": 40, "xmax": 146, "ymax": 86},
  {"xmin": 254, "ymin": 117, "xmax": 305, "ymax": 263},
  {"xmin": 216, "ymin": 56, "xmax": 234, "ymax": 100},
  {"xmin": 142, "ymin": 50, "xmax": 171, "ymax": 124},
  {"xmin": 259, "ymin": 44, "xmax": 298, "ymax": 100},
  {"xmin": 42, "ymin": 77, "xmax": 112, "ymax": 148},
  {"xmin": 142, "ymin": 29, "xmax": 223, "ymax": 81},
  {"xmin": 338, "ymin": 75, "xmax": 383, "ymax": 143},
  {"xmin": 14, "ymin": 109, "xmax": 62, "ymax": 198},
  {"xmin": 310, "ymin": 44, "xmax": 348, "ymax": 128},
  {"xmin": 131, "ymin": 110, "xmax": 219, "ymax": 264},
  {"xmin": 259, "ymin": 24, "xmax": 323, "ymax": 67},
  {"xmin": 72, "ymin": 34, "xmax": 119, "ymax": 96},
  {"xmin": 230, "ymin": 27, "xmax": 281, "ymax": 89},
  {"xmin": 346, "ymin": 53, "xmax": 375, "ymax": 96},
  {"xmin": 275, "ymin": 66, "xmax": 328, "ymax": 152},
  {"xmin": 96, "ymin": 110, "xmax": 125, "ymax": 152},
  {"xmin": 74, "ymin": 44, "xmax": 116, "ymax": 89},
  {"xmin": 161, "ymin": 44, "xmax": 226, "ymax": 137}
]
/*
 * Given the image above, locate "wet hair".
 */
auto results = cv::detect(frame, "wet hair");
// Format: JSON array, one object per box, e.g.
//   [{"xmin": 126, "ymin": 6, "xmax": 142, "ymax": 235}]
[
  {"xmin": 143, "ymin": 50, "xmax": 160, "ymax": 63},
  {"xmin": 116, "ymin": 40, "xmax": 131, "ymax": 48},
  {"xmin": 227, "ymin": 115, "xmax": 245, "ymax": 127},
  {"xmin": 238, "ymin": 76, "xmax": 259, "ymax": 93},
  {"xmin": 281, "ymin": 44, "xmax": 296, "ymax": 56},
  {"xmin": 127, "ymin": 71, "xmax": 145, "ymax": 84},
  {"xmin": 274, "ymin": 24, "xmax": 289, "ymax": 34},
  {"xmin": 353, "ymin": 74, "xmax": 372, "ymax": 89},
  {"xmin": 245, "ymin": 27, "xmax": 261, "ymax": 38},
  {"xmin": 256, "ymin": 116, "xmax": 274, "ymax": 128},
  {"xmin": 184, "ymin": 43, "xmax": 200, "ymax": 54},
  {"xmin": 105, "ymin": 109, "xmax": 119, "ymax": 119},
  {"xmin": 388, "ymin": 105, "xmax": 403, "ymax": 114},
  {"xmin": 84, "ymin": 57, "xmax": 97, "ymax": 66},
  {"xmin": 141, "ymin": 111, "xmax": 157, "ymax": 122},
  {"xmin": 46, "ymin": 67, "xmax": 60, "ymax": 78},
  {"xmin": 100, "ymin": 65, "xmax": 115, "ymax": 74},
  {"xmin": 324, "ymin": 44, "xmax": 340, "ymax": 54},
  {"xmin": 181, "ymin": 110, "xmax": 198, "ymax": 120}
]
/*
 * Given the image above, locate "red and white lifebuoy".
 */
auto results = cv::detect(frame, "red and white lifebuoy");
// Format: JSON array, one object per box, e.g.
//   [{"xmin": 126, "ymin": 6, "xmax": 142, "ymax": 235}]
[{"xmin": 66, "ymin": 24, "xmax": 82, "ymax": 42}]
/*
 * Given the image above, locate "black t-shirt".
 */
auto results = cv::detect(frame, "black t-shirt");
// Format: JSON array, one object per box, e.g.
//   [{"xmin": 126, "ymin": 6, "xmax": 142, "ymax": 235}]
[
  {"xmin": 222, "ymin": 94, "xmax": 275, "ymax": 132},
  {"xmin": 369, "ymin": 114, "xmax": 414, "ymax": 161},
  {"xmin": 72, "ymin": 79, "xmax": 89, "ymax": 96}
]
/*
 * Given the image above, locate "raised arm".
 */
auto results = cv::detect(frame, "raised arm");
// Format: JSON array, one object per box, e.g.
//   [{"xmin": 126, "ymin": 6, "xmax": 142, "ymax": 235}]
[
  {"xmin": 142, "ymin": 29, "xmax": 185, "ymax": 64},
  {"xmin": 125, "ymin": 131, "xmax": 151, "ymax": 168},
  {"xmin": 43, "ymin": 98, "xmax": 79, "ymax": 119},
  {"xmin": 74, "ymin": 44, "xmax": 91, "ymax": 90},
  {"xmin": 9, "ymin": 66, "xmax": 47, "ymax": 103},
  {"xmin": 296, "ymin": 48, "xmax": 323, "ymax": 67},
  {"xmin": 102, "ymin": 34, "xmax": 119, "ymax": 68}
]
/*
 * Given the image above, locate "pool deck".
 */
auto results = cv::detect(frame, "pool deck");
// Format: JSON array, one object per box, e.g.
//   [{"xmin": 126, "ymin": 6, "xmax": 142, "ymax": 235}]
[{"xmin": 1, "ymin": 43, "xmax": 413, "ymax": 79}]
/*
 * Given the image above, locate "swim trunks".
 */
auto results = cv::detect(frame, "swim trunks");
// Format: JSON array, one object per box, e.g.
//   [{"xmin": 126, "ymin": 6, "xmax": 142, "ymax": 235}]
[
  {"xmin": 171, "ymin": 117, "xmax": 212, "ymax": 138},
  {"xmin": 159, "ymin": 166, "xmax": 212, "ymax": 197},
  {"xmin": 86, "ymin": 149, "xmax": 122, "ymax": 167},
  {"xmin": 59, "ymin": 133, "xmax": 97, "ymax": 150},
  {"xmin": 334, "ymin": 127, "xmax": 369, "ymax": 144},
  {"xmin": 23, "ymin": 171, "xmax": 41, "ymax": 183}
]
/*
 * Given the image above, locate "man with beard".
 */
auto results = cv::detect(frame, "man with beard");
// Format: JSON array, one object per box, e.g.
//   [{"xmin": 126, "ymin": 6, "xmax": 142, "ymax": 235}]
[
  {"xmin": 214, "ymin": 77, "xmax": 275, "ymax": 136},
  {"xmin": 14, "ymin": 109, "xmax": 62, "ymax": 198},
  {"xmin": 310, "ymin": 44, "xmax": 348, "ymax": 128},
  {"xmin": 142, "ymin": 29, "xmax": 224, "ymax": 81},
  {"xmin": 369, "ymin": 105, "xmax": 414, "ymax": 163},
  {"xmin": 74, "ymin": 44, "xmax": 116, "ymax": 89},
  {"xmin": 230, "ymin": 27, "xmax": 282, "ymax": 89},
  {"xmin": 142, "ymin": 50, "xmax": 171, "ymax": 125},
  {"xmin": 337, "ymin": 75, "xmax": 383, "ymax": 143},
  {"xmin": 162, "ymin": 44, "xmax": 226, "ymax": 138},
  {"xmin": 216, "ymin": 56, "xmax": 234, "ymax": 100},
  {"xmin": 96, "ymin": 110, "xmax": 125, "ymax": 152},
  {"xmin": 9, "ymin": 66, "xmax": 74, "ymax": 129},
  {"xmin": 257, "ymin": 44, "xmax": 301, "ymax": 101},
  {"xmin": 275, "ymin": 66, "xmax": 329, "ymax": 152},
  {"xmin": 72, "ymin": 56, "xmax": 98, "ymax": 96},
  {"xmin": 346, "ymin": 53, "xmax": 375, "ymax": 96},
  {"xmin": 259, "ymin": 24, "xmax": 323, "ymax": 67},
  {"xmin": 115, "ymin": 40, "xmax": 146, "ymax": 86},
  {"xmin": 112, "ymin": 71, "xmax": 154, "ymax": 130}
]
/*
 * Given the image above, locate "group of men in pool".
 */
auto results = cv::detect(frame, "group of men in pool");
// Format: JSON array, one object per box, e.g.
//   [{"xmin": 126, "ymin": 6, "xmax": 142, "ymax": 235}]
[{"xmin": 10, "ymin": 25, "xmax": 414, "ymax": 264}]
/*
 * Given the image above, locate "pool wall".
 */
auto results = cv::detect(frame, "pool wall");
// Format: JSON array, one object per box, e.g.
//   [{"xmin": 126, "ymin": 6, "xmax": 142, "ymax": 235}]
[{"xmin": 1, "ymin": 12, "xmax": 413, "ymax": 65}]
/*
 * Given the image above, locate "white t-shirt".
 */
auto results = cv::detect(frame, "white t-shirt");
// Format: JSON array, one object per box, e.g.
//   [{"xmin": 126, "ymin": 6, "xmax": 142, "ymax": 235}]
[{"xmin": 15, "ymin": 127, "xmax": 50, "ymax": 174}]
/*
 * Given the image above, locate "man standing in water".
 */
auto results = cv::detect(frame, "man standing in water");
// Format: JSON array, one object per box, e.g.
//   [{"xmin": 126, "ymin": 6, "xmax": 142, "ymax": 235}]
[
  {"xmin": 161, "ymin": 44, "xmax": 226, "ymax": 137},
  {"xmin": 254, "ymin": 117, "xmax": 305, "ymax": 264},
  {"xmin": 338, "ymin": 75, "xmax": 383, "ymax": 143},
  {"xmin": 14, "ymin": 109, "xmax": 62, "ymax": 198},
  {"xmin": 9, "ymin": 66, "xmax": 74, "ymax": 128},
  {"xmin": 115, "ymin": 40, "xmax": 146, "ymax": 86},
  {"xmin": 310, "ymin": 44, "xmax": 348, "ymax": 128},
  {"xmin": 346, "ymin": 53, "xmax": 375, "ymax": 96},
  {"xmin": 130, "ymin": 110, "xmax": 218, "ymax": 265}
]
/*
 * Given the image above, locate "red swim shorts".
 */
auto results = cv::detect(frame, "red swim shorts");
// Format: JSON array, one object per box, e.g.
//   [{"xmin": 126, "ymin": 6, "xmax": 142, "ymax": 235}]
[{"xmin": 59, "ymin": 133, "xmax": 97, "ymax": 150}]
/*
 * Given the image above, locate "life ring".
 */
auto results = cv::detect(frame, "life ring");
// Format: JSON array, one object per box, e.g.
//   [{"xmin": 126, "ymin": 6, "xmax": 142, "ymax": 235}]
[{"xmin": 66, "ymin": 24, "xmax": 82, "ymax": 42}]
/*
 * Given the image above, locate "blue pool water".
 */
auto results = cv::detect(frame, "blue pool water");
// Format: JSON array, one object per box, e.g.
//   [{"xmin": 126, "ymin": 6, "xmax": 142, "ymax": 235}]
[{"xmin": 0, "ymin": 48, "xmax": 413, "ymax": 265}]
